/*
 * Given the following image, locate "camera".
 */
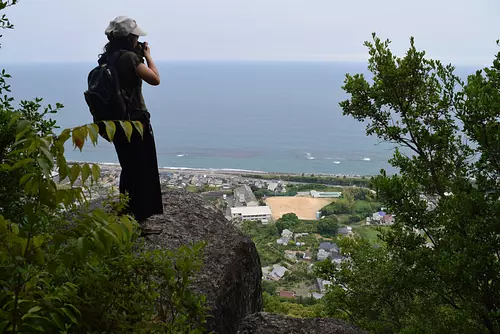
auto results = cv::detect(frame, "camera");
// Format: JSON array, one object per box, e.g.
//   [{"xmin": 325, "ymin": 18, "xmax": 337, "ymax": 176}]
[{"xmin": 135, "ymin": 42, "xmax": 146, "ymax": 57}]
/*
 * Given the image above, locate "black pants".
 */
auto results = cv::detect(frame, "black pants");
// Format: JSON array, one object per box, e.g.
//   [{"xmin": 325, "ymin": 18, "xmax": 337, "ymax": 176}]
[{"xmin": 112, "ymin": 121, "xmax": 163, "ymax": 221}]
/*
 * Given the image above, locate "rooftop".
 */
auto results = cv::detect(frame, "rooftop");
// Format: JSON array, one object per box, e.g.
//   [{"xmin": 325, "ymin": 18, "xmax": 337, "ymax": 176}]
[
  {"xmin": 231, "ymin": 206, "xmax": 272, "ymax": 215},
  {"xmin": 234, "ymin": 185, "xmax": 258, "ymax": 204}
]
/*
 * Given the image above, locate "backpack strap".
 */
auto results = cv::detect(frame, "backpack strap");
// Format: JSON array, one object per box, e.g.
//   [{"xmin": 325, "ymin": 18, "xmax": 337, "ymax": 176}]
[{"xmin": 107, "ymin": 49, "xmax": 127, "ymax": 65}]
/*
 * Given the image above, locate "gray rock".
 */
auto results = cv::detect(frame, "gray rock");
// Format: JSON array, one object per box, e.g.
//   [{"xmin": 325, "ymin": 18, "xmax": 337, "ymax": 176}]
[
  {"xmin": 238, "ymin": 312, "xmax": 366, "ymax": 334},
  {"xmin": 141, "ymin": 189, "xmax": 263, "ymax": 334}
]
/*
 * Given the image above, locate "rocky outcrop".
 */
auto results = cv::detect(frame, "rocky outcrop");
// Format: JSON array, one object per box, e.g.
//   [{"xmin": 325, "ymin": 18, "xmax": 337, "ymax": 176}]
[
  {"xmin": 238, "ymin": 313, "xmax": 366, "ymax": 334},
  {"xmin": 141, "ymin": 189, "xmax": 262, "ymax": 334}
]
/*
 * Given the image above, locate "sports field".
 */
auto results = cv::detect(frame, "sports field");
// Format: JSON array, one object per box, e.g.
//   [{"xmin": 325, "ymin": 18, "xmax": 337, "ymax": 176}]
[{"xmin": 265, "ymin": 196, "xmax": 334, "ymax": 220}]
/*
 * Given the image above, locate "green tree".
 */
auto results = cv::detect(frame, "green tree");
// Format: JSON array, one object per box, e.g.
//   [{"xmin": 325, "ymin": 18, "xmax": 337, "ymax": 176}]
[
  {"xmin": 261, "ymin": 280, "xmax": 277, "ymax": 296},
  {"xmin": 275, "ymin": 213, "xmax": 300, "ymax": 234},
  {"xmin": 321, "ymin": 200, "xmax": 351, "ymax": 216},
  {"xmin": 321, "ymin": 33, "xmax": 500, "ymax": 333},
  {"xmin": 317, "ymin": 217, "xmax": 339, "ymax": 237}
]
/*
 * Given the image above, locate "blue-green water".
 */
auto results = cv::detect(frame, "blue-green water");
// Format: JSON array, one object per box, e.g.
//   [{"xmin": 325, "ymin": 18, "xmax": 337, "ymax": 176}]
[{"xmin": 7, "ymin": 61, "xmax": 406, "ymax": 175}]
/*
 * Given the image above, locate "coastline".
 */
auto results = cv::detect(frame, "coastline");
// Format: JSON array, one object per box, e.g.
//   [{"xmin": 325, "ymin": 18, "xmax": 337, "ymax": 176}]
[{"xmin": 67, "ymin": 160, "xmax": 374, "ymax": 179}]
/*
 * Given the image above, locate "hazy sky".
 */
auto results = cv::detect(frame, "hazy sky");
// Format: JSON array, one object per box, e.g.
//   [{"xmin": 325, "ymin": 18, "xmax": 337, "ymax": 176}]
[{"xmin": 0, "ymin": 0, "xmax": 498, "ymax": 65}]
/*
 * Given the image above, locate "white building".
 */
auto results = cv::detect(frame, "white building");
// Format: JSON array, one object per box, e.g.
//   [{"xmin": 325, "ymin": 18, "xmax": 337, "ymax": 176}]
[
  {"xmin": 267, "ymin": 182, "xmax": 279, "ymax": 192},
  {"xmin": 231, "ymin": 206, "xmax": 272, "ymax": 223},
  {"xmin": 310, "ymin": 190, "xmax": 342, "ymax": 198},
  {"xmin": 234, "ymin": 185, "xmax": 259, "ymax": 207}
]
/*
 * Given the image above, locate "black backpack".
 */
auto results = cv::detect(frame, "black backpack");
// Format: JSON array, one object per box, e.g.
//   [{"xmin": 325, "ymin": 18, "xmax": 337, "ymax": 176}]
[{"xmin": 84, "ymin": 50, "xmax": 131, "ymax": 123}]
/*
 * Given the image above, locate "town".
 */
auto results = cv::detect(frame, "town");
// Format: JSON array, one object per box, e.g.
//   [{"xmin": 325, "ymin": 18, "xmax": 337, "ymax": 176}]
[{"xmin": 75, "ymin": 164, "xmax": 394, "ymax": 303}]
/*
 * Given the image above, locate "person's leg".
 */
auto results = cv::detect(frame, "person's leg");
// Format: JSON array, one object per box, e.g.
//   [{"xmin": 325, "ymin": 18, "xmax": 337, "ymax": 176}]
[
  {"xmin": 113, "ymin": 121, "xmax": 163, "ymax": 221},
  {"xmin": 113, "ymin": 128, "xmax": 134, "ymax": 215}
]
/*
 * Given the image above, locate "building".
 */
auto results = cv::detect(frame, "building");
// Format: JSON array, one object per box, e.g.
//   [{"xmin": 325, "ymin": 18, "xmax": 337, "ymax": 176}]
[
  {"xmin": 267, "ymin": 182, "xmax": 279, "ymax": 192},
  {"xmin": 338, "ymin": 226, "xmax": 353, "ymax": 236},
  {"xmin": 269, "ymin": 265, "xmax": 288, "ymax": 280},
  {"xmin": 319, "ymin": 242, "xmax": 339, "ymax": 253},
  {"xmin": 234, "ymin": 185, "xmax": 259, "ymax": 207},
  {"xmin": 230, "ymin": 206, "xmax": 272, "ymax": 223},
  {"xmin": 310, "ymin": 190, "xmax": 342, "ymax": 198},
  {"xmin": 278, "ymin": 291, "xmax": 296, "ymax": 299},
  {"xmin": 317, "ymin": 249, "xmax": 330, "ymax": 261},
  {"xmin": 316, "ymin": 278, "xmax": 332, "ymax": 293},
  {"xmin": 281, "ymin": 229, "xmax": 294, "ymax": 239}
]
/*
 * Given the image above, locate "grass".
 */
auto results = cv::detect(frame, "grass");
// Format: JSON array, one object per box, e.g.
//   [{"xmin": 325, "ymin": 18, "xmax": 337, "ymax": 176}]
[
  {"xmin": 185, "ymin": 185, "xmax": 199, "ymax": 193},
  {"xmin": 353, "ymin": 225, "xmax": 390, "ymax": 244}
]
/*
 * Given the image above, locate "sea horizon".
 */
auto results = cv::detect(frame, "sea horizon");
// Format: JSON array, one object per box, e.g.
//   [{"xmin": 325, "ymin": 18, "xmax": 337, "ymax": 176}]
[{"xmin": 4, "ymin": 61, "xmax": 478, "ymax": 176}]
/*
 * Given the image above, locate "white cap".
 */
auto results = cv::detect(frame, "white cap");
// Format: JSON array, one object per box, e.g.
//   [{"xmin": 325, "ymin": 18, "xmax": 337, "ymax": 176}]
[{"xmin": 105, "ymin": 16, "xmax": 147, "ymax": 38}]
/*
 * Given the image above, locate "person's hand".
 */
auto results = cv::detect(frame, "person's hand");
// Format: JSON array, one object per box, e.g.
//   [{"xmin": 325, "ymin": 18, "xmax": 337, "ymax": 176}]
[{"xmin": 143, "ymin": 42, "xmax": 151, "ymax": 57}]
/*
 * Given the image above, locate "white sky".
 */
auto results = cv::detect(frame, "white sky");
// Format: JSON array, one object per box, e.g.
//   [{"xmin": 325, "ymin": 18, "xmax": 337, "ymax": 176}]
[{"xmin": 0, "ymin": 0, "xmax": 498, "ymax": 65}]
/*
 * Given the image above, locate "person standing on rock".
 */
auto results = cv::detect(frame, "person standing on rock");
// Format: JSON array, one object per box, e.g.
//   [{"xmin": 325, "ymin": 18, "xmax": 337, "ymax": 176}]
[{"xmin": 101, "ymin": 16, "xmax": 163, "ymax": 221}]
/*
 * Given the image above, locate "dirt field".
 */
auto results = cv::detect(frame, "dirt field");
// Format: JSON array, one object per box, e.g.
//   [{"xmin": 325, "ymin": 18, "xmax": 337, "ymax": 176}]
[{"xmin": 265, "ymin": 197, "xmax": 334, "ymax": 220}]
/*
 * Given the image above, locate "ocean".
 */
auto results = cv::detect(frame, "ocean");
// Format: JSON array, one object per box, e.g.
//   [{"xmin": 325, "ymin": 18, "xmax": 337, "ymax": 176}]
[{"xmin": 6, "ymin": 61, "xmax": 406, "ymax": 175}]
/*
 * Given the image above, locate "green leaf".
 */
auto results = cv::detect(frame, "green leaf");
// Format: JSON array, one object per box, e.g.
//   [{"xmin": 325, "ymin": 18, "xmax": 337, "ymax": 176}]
[
  {"xmin": 15, "ymin": 119, "xmax": 31, "ymax": 140},
  {"xmin": 69, "ymin": 164, "xmax": 81, "ymax": 186},
  {"xmin": 104, "ymin": 121, "xmax": 116, "ymax": 141},
  {"xmin": 0, "ymin": 321, "xmax": 9, "ymax": 333},
  {"xmin": 57, "ymin": 155, "xmax": 68, "ymax": 181},
  {"xmin": 49, "ymin": 313, "xmax": 65, "ymax": 330},
  {"xmin": 91, "ymin": 164, "xmax": 101, "ymax": 182},
  {"xmin": 57, "ymin": 128, "xmax": 71, "ymax": 144},
  {"xmin": 60, "ymin": 307, "xmax": 78, "ymax": 324},
  {"xmin": 77, "ymin": 237, "xmax": 87, "ymax": 259},
  {"xmin": 119, "ymin": 121, "xmax": 134, "ymax": 142},
  {"xmin": 11, "ymin": 158, "xmax": 34, "ymax": 170},
  {"xmin": 28, "ymin": 306, "xmax": 42, "ymax": 314},
  {"xmin": 40, "ymin": 146, "xmax": 53, "ymax": 162},
  {"xmin": 10, "ymin": 223, "xmax": 19, "ymax": 235},
  {"xmin": 87, "ymin": 123, "xmax": 99, "ymax": 146},
  {"xmin": 37, "ymin": 157, "xmax": 52, "ymax": 179},
  {"xmin": 81, "ymin": 163, "xmax": 91, "ymax": 186},
  {"xmin": 133, "ymin": 121, "xmax": 144, "ymax": 139}
]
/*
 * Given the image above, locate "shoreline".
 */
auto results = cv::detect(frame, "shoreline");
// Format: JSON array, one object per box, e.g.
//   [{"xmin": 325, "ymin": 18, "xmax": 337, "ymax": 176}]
[{"xmin": 67, "ymin": 160, "xmax": 374, "ymax": 179}]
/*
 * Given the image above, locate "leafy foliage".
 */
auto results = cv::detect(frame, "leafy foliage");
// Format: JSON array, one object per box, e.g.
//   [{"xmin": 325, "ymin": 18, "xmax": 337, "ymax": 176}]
[
  {"xmin": 0, "ymin": 4, "xmax": 208, "ymax": 332},
  {"xmin": 275, "ymin": 213, "xmax": 301, "ymax": 234},
  {"xmin": 262, "ymin": 292, "xmax": 322, "ymax": 318},
  {"xmin": 316, "ymin": 217, "xmax": 339, "ymax": 237},
  {"xmin": 320, "ymin": 33, "xmax": 500, "ymax": 333}
]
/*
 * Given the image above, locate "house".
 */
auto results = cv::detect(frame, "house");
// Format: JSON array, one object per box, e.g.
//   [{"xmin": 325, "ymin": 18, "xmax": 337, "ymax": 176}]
[
  {"xmin": 317, "ymin": 249, "xmax": 330, "ymax": 261},
  {"xmin": 276, "ymin": 237, "xmax": 291, "ymax": 245},
  {"xmin": 303, "ymin": 250, "xmax": 313, "ymax": 261},
  {"xmin": 269, "ymin": 265, "xmax": 288, "ymax": 280},
  {"xmin": 337, "ymin": 227, "xmax": 353, "ymax": 236},
  {"xmin": 230, "ymin": 206, "xmax": 272, "ymax": 223},
  {"xmin": 382, "ymin": 214, "xmax": 395, "ymax": 225},
  {"xmin": 281, "ymin": 229, "xmax": 294, "ymax": 239},
  {"xmin": 372, "ymin": 211, "xmax": 385, "ymax": 222},
  {"xmin": 278, "ymin": 291, "xmax": 296, "ymax": 299},
  {"xmin": 294, "ymin": 233, "xmax": 309, "ymax": 239},
  {"xmin": 319, "ymin": 242, "xmax": 338, "ymax": 252},
  {"xmin": 330, "ymin": 251, "xmax": 345, "ymax": 264},
  {"xmin": 267, "ymin": 182, "xmax": 279, "ymax": 192},
  {"xmin": 316, "ymin": 278, "xmax": 332, "ymax": 293}
]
